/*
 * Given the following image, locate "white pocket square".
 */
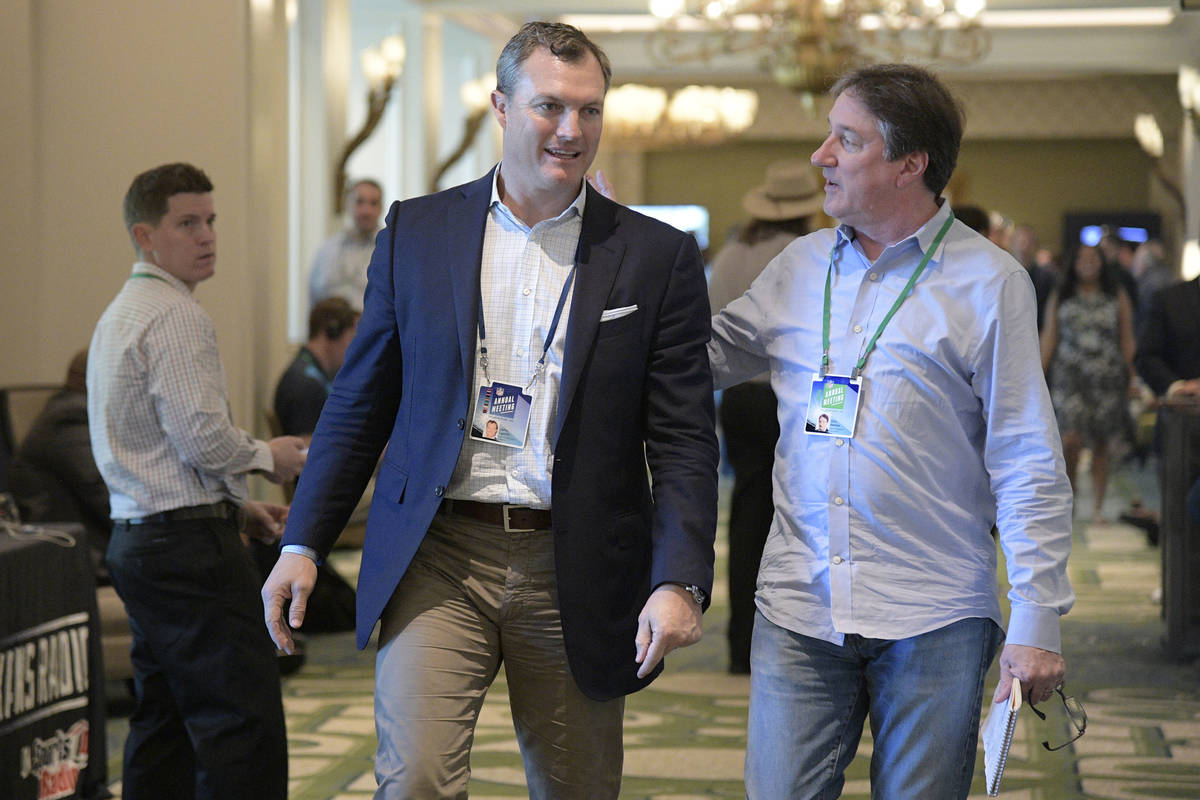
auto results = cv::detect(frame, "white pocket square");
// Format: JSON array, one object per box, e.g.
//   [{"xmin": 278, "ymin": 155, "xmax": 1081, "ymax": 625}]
[{"xmin": 600, "ymin": 304, "xmax": 638, "ymax": 322}]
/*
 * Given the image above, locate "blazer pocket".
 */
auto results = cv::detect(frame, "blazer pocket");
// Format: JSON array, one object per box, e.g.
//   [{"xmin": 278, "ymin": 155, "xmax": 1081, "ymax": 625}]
[
  {"xmin": 600, "ymin": 304, "xmax": 638, "ymax": 322},
  {"xmin": 377, "ymin": 466, "xmax": 409, "ymax": 505},
  {"xmin": 597, "ymin": 305, "xmax": 641, "ymax": 339}
]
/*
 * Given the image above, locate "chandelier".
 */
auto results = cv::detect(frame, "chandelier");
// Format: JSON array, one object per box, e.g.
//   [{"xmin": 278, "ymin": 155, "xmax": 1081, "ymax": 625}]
[{"xmin": 647, "ymin": 0, "xmax": 990, "ymax": 95}]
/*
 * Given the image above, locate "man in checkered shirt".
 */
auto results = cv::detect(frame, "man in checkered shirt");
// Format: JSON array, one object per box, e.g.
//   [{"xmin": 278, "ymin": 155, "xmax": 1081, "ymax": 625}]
[{"xmin": 87, "ymin": 162, "xmax": 307, "ymax": 800}]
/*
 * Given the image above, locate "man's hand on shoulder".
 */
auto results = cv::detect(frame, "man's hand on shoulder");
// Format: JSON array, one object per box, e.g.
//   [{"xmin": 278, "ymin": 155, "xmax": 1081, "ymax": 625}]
[
  {"xmin": 634, "ymin": 584, "xmax": 703, "ymax": 679},
  {"xmin": 586, "ymin": 170, "xmax": 615, "ymax": 202},
  {"xmin": 266, "ymin": 436, "xmax": 307, "ymax": 483},
  {"xmin": 994, "ymin": 643, "xmax": 1065, "ymax": 705}
]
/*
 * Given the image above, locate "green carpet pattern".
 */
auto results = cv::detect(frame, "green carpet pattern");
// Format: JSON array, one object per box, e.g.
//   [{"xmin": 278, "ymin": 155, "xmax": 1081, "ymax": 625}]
[{"xmin": 106, "ymin": 464, "xmax": 1200, "ymax": 798}]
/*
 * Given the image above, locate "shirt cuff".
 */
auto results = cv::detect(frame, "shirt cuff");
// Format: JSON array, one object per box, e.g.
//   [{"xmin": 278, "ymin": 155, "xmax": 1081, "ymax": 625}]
[
  {"xmin": 281, "ymin": 544, "xmax": 320, "ymax": 563},
  {"xmin": 1005, "ymin": 604, "xmax": 1062, "ymax": 654},
  {"xmin": 251, "ymin": 439, "xmax": 275, "ymax": 474}
]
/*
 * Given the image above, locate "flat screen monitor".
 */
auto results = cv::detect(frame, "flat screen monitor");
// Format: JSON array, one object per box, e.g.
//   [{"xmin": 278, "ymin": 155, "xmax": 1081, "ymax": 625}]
[
  {"xmin": 1062, "ymin": 211, "xmax": 1160, "ymax": 256},
  {"xmin": 629, "ymin": 204, "xmax": 710, "ymax": 252}
]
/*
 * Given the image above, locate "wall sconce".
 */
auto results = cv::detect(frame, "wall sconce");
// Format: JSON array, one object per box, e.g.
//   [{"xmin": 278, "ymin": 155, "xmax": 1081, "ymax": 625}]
[
  {"xmin": 428, "ymin": 75, "xmax": 494, "ymax": 193},
  {"xmin": 605, "ymin": 83, "xmax": 758, "ymax": 146},
  {"xmin": 666, "ymin": 85, "xmax": 758, "ymax": 140},
  {"xmin": 1180, "ymin": 66, "xmax": 1200, "ymax": 126},
  {"xmin": 605, "ymin": 84, "xmax": 669, "ymax": 138},
  {"xmin": 1134, "ymin": 112, "xmax": 1186, "ymax": 227},
  {"xmin": 333, "ymin": 34, "xmax": 405, "ymax": 215}
]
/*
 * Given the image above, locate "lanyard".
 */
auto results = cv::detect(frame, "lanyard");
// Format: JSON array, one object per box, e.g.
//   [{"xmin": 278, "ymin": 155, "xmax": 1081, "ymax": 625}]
[
  {"xmin": 129, "ymin": 272, "xmax": 170, "ymax": 284},
  {"xmin": 477, "ymin": 262, "xmax": 577, "ymax": 391},
  {"xmin": 298, "ymin": 348, "xmax": 332, "ymax": 391},
  {"xmin": 820, "ymin": 212, "xmax": 955, "ymax": 379}
]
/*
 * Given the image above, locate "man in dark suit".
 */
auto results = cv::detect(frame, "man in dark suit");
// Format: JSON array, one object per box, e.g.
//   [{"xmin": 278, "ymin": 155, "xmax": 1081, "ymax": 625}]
[
  {"xmin": 1136, "ymin": 275, "xmax": 1200, "ymax": 400},
  {"xmin": 262, "ymin": 21, "xmax": 718, "ymax": 799}
]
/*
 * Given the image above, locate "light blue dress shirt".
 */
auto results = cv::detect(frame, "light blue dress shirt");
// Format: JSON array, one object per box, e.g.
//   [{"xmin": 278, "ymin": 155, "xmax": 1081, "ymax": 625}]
[{"xmin": 708, "ymin": 202, "xmax": 1074, "ymax": 653}]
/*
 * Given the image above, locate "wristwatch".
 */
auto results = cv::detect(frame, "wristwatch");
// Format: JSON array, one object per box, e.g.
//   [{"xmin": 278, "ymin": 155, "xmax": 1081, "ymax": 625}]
[{"xmin": 670, "ymin": 582, "xmax": 707, "ymax": 606}]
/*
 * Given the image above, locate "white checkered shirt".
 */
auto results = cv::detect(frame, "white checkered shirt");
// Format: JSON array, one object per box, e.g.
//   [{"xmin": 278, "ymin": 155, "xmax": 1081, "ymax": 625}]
[
  {"xmin": 87, "ymin": 262, "xmax": 273, "ymax": 519},
  {"xmin": 445, "ymin": 171, "xmax": 586, "ymax": 509}
]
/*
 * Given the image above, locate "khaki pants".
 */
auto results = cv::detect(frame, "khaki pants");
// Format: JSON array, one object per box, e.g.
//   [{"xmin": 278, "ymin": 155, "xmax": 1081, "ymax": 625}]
[{"xmin": 373, "ymin": 511, "xmax": 624, "ymax": 799}]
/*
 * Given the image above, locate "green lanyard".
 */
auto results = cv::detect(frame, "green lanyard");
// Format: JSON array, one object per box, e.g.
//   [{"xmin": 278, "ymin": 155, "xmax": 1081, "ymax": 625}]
[
  {"xmin": 820, "ymin": 212, "xmax": 955, "ymax": 379},
  {"xmin": 129, "ymin": 272, "xmax": 170, "ymax": 284}
]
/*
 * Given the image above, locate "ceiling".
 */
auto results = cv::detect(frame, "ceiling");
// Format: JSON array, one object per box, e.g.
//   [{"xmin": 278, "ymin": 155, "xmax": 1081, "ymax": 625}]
[{"xmin": 418, "ymin": 0, "xmax": 1200, "ymax": 86}]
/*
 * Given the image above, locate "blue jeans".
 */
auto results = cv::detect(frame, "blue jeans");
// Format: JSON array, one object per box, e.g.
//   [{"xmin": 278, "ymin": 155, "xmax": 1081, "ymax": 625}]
[{"xmin": 746, "ymin": 612, "xmax": 1003, "ymax": 800}]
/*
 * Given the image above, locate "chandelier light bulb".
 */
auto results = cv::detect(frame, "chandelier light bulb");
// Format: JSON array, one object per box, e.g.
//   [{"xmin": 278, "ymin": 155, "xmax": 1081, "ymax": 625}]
[
  {"xmin": 645, "ymin": 0, "xmax": 990, "ymax": 94},
  {"xmin": 955, "ymin": 0, "xmax": 986, "ymax": 20},
  {"xmin": 649, "ymin": 0, "xmax": 686, "ymax": 19}
]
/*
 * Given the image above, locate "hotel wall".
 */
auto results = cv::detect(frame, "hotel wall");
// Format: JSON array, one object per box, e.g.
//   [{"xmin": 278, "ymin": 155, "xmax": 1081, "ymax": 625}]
[
  {"xmin": 626, "ymin": 75, "xmax": 1182, "ymax": 267},
  {"xmin": 641, "ymin": 138, "xmax": 1150, "ymax": 263},
  {"xmin": 0, "ymin": 3, "xmax": 1188, "ymax": 480},
  {"xmin": 1, "ymin": 0, "xmax": 291, "ymax": 451}
]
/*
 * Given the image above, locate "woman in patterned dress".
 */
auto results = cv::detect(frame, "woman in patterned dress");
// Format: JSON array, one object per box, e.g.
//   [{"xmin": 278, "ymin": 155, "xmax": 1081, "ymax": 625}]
[{"xmin": 1040, "ymin": 243, "xmax": 1136, "ymax": 521}]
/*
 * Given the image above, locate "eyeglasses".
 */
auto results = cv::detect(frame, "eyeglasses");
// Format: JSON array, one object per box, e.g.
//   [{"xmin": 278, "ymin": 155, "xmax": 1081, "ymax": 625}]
[{"xmin": 1028, "ymin": 685, "xmax": 1087, "ymax": 751}]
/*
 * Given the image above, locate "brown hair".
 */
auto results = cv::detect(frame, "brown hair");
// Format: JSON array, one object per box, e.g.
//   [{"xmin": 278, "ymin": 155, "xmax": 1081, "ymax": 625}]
[
  {"xmin": 831, "ymin": 64, "xmax": 963, "ymax": 197},
  {"xmin": 495, "ymin": 22, "xmax": 611, "ymax": 96},
  {"xmin": 123, "ymin": 163, "xmax": 213, "ymax": 240}
]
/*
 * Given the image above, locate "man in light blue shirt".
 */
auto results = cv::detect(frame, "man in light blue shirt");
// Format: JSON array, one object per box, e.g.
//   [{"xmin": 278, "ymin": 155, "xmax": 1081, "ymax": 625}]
[{"xmin": 709, "ymin": 64, "xmax": 1074, "ymax": 799}]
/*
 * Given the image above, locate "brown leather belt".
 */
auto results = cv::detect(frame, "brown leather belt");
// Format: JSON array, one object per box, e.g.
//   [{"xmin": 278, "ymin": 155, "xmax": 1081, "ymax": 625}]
[{"xmin": 440, "ymin": 499, "xmax": 552, "ymax": 532}]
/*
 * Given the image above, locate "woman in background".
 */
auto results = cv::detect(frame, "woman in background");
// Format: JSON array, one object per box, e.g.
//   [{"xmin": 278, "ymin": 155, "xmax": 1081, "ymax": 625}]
[{"xmin": 1040, "ymin": 243, "xmax": 1136, "ymax": 521}]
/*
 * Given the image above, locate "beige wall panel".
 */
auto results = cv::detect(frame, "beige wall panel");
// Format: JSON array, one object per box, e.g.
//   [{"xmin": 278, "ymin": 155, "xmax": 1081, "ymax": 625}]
[
  {"xmin": 0, "ymin": 1, "xmax": 39, "ymax": 385},
  {"xmin": 1, "ymin": 0, "xmax": 290, "ymax": 457}
]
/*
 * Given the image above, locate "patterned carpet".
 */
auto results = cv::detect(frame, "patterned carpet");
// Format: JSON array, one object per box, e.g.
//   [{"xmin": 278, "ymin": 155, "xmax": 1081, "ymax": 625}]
[{"xmin": 104, "ymin": 461, "xmax": 1200, "ymax": 799}]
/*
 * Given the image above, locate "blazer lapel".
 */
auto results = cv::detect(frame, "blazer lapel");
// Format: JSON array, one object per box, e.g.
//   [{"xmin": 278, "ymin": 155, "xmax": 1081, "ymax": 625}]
[
  {"xmin": 556, "ymin": 187, "xmax": 624, "ymax": 444},
  {"xmin": 444, "ymin": 170, "xmax": 495, "ymax": 391}
]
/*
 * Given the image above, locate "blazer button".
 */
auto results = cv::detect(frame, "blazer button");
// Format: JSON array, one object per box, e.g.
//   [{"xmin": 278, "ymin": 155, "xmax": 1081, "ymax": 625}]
[
  {"xmin": 434, "ymin": 486, "xmax": 445, "ymax": 497},
  {"xmin": 456, "ymin": 418, "xmax": 465, "ymax": 430}
]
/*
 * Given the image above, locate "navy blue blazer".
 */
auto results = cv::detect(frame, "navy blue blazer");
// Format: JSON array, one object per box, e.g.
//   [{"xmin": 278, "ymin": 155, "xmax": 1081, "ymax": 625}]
[
  {"xmin": 1136, "ymin": 276, "xmax": 1200, "ymax": 396},
  {"xmin": 283, "ymin": 169, "xmax": 719, "ymax": 700}
]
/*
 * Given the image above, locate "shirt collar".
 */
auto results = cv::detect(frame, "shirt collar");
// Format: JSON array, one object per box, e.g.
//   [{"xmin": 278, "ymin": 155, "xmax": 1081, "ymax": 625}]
[
  {"xmin": 129, "ymin": 261, "xmax": 193, "ymax": 295},
  {"xmin": 834, "ymin": 200, "xmax": 953, "ymax": 265},
  {"xmin": 489, "ymin": 162, "xmax": 587, "ymax": 230}
]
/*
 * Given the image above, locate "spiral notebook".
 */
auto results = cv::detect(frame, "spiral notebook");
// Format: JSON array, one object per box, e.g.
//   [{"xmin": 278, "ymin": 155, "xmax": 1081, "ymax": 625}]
[{"xmin": 981, "ymin": 677, "xmax": 1022, "ymax": 796}]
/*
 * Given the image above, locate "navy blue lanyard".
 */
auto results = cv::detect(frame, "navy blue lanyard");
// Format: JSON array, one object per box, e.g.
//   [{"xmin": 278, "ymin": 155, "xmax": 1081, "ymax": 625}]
[{"xmin": 477, "ymin": 261, "xmax": 577, "ymax": 390}]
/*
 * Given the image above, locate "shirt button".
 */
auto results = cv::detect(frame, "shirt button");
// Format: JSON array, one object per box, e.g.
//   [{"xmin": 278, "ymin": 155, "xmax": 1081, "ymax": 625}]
[
  {"xmin": 522, "ymin": 288, "xmax": 531, "ymax": 296},
  {"xmin": 832, "ymin": 555, "xmax": 844, "ymax": 565},
  {"xmin": 434, "ymin": 486, "xmax": 445, "ymax": 497},
  {"xmin": 853, "ymin": 324, "xmax": 863, "ymax": 334},
  {"xmin": 510, "ymin": 469, "xmax": 519, "ymax": 478},
  {"xmin": 456, "ymin": 418, "xmax": 465, "ymax": 430},
  {"xmin": 868, "ymin": 272, "xmax": 879, "ymax": 281},
  {"xmin": 516, "ymin": 348, "xmax": 525, "ymax": 357},
  {"xmin": 835, "ymin": 438, "xmax": 845, "ymax": 447},
  {"xmin": 834, "ymin": 496, "xmax": 844, "ymax": 506}
]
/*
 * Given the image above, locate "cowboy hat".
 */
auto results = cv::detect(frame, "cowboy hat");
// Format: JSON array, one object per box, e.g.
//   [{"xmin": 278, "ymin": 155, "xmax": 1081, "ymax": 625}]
[{"xmin": 742, "ymin": 159, "xmax": 823, "ymax": 221}]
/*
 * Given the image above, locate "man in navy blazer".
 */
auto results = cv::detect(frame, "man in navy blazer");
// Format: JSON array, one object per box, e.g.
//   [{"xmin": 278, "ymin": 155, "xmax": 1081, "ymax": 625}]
[
  {"xmin": 263, "ymin": 22, "xmax": 718, "ymax": 798},
  {"xmin": 1136, "ymin": 275, "xmax": 1200, "ymax": 401}
]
